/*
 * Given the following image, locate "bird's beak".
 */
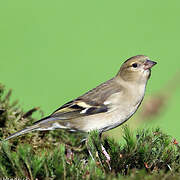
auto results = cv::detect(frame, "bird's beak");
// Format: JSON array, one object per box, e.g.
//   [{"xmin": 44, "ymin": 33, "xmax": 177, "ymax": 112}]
[{"xmin": 144, "ymin": 60, "xmax": 157, "ymax": 70}]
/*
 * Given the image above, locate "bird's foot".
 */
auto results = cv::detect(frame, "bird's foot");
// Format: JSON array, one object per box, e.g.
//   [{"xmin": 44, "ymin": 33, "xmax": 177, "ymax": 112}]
[{"xmin": 101, "ymin": 144, "xmax": 111, "ymax": 171}]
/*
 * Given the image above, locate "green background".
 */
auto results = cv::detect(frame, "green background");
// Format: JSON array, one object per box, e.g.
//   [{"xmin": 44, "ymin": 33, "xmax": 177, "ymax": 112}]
[{"xmin": 0, "ymin": 1, "xmax": 179, "ymax": 139}]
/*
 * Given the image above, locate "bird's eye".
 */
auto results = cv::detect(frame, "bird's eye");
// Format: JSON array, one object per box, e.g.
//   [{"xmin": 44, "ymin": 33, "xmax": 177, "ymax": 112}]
[{"xmin": 132, "ymin": 63, "xmax": 138, "ymax": 68}]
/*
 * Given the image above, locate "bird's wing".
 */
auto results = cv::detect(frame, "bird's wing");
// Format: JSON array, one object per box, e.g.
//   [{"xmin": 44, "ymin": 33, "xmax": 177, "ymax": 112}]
[
  {"xmin": 33, "ymin": 99, "xmax": 109, "ymax": 125},
  {"xmin": 34, "ymin": 78, "xmax": 123, "ymax": 125},
  {"xmin": 51, "ymin": 99, "xmax": 108, "ymax": 118}
]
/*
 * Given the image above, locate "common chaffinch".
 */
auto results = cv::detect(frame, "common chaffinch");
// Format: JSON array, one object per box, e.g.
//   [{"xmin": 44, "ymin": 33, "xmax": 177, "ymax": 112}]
[{"xmin": 4, "ymin": 55, "xmax": 157, "ymax": 141}]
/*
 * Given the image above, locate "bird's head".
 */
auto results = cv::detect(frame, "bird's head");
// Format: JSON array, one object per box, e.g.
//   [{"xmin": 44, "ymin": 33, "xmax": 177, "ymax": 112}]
[{"xmin": 117, "ymin": 55, "xmax": 157, "ymax": 83}]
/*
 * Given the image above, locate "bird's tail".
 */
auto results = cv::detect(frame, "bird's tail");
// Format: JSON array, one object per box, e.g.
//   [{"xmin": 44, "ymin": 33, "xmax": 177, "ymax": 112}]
[
  {"xmin": 3, "ymin": 124, "xmax": 40, "ymax": 141},
  {"xmin": 3, "ymin": 117, "xmax": 69, "ymax": 141}
]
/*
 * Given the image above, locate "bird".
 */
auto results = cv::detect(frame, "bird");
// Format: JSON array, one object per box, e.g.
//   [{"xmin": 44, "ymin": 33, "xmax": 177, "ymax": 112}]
[{"xmin": 4, "ymin": 55, "xmax": 157, "ymax": 141}]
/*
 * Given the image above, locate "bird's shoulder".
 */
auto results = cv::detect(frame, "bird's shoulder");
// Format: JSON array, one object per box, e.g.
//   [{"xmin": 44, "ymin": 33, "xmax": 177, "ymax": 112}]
[{"xmin": 78, "ymin": 78, "xmax": 124, "ymax": 104}]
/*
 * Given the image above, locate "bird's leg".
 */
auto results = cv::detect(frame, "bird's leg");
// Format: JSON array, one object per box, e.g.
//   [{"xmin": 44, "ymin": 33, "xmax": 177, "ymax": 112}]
[
  {"xmin": 85, "ymin": 139, "xmax": 95, "ymax": 161},
  {"xmin": 99, "ymin": 131, "xmax": 102, "ymax": 139},
  {"xmin": 85, "ymin": 138, "xmax": 106, "ymax": 173},
  {"xmin": 99, "ymin": 132, "xmax": 111, "ymax": 171},
  {"xmin": 100, "ymin": 144, "xmax": 111, "ymax": 162},
  {"xmin": 85, "ymin": 131, "xmax": 111, "ymax": 171}
]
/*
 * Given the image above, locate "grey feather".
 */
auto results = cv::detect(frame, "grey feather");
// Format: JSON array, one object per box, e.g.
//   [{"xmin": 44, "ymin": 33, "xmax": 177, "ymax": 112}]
[{"xmin": 3, "ymin": 125, "xmax": 39, "ymax": 141}]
